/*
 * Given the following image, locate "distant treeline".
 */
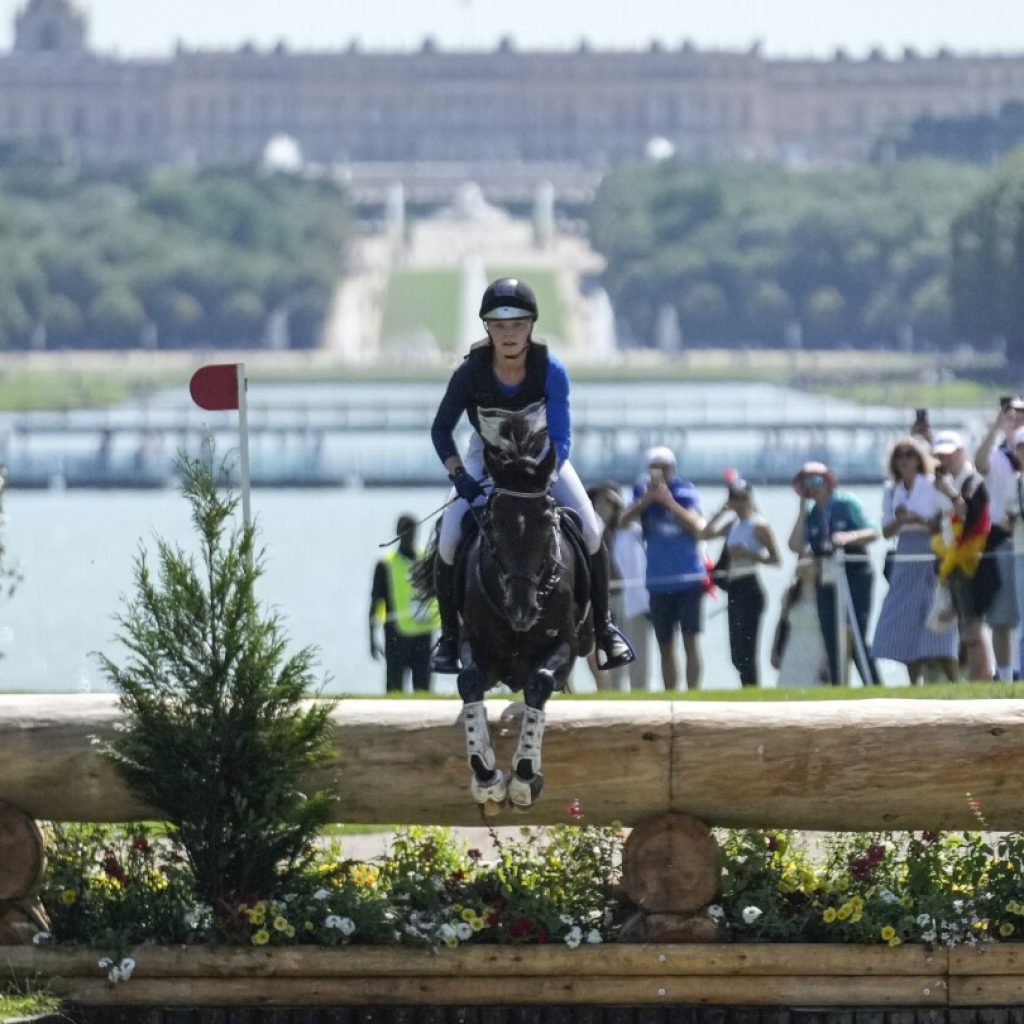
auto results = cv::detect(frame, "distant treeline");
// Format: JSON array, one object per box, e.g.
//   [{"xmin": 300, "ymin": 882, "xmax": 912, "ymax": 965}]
[
  {"xmin": 0, "ymin": 165, "xmax": 352, "ymax": 351},
  {"xmin": 587, "ymin": 154, "xmax": 1024, "ymax": 359}
]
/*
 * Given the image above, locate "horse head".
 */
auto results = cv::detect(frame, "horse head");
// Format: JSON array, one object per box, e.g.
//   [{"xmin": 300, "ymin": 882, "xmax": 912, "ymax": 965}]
[{"xmin": 481, "ymin": 416, "xmax": 559, "ymax": 632}]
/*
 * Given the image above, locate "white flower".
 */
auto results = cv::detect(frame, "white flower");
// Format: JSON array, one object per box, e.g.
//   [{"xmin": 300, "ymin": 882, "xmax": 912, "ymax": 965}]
[
  {"xmin": 559, "ymin": 914, "xmax": 575, "ymax": 926},
  {"xmin": 439, "ymin": 923, "xmax": 457, "ymax": 942},
  {"xmin": 455, "ymin": 921, "xmax": 473, "ymax": 941},
  {"xmin": 339, "ymin": 916, "xmax": 356, "ymax": 936},
  {"xmin": 706, "ymin": 904, "xmax": 725, "ymax": 921},
  {"xmin": 98, "ymin": 958, "xmax": 113, "ymax": 969},
  {"xmin": 325, "ymin": 914, "xmax": 343, "ymax": 930},
  {"xmin": 564, "ymin": 925, "xmax": 583, "ymax": 949},
  {"xmin": 312, "ymin": 888, "xmax": 330, "ymax": 901},
  {"xmin": 586, "ymin": 929, "xmax": 603, "ymax": 944},
  {"xmin": 880, "ymin": 889, "xmax": 900, "ymax": 905},
  {"xmin": 120, "ymin": 957, "xmax": 136, "ymax": 979},
  {"xmin": 107, "ymin": 966, "xmax": 124, "ymax": 984},
  {"xmin": 32, "ymin": 931, "xmax": 52, "ymax": 945},
  {"xmin": 916, "ymin": 913, "xmax": 932, "ymax": 927},
  {"xmin": 741, "ymin": 906, "xmax": 762, "ymax": 925}
]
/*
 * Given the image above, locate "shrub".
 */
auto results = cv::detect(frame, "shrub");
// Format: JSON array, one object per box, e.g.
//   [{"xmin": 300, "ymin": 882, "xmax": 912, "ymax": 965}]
[{"xmin": 96, "ymin": 451, "xmax": 337, "ymax": 910}]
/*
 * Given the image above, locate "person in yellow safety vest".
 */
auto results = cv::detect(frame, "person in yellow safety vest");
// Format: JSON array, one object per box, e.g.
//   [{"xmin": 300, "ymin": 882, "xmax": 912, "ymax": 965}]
[{"xmin": 369, "ymin": 514, "xmax": 440, "ymax": 693}]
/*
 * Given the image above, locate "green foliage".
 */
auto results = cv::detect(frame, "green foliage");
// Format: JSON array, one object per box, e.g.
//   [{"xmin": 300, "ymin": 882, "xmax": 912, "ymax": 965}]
[
  {"xmin": 589, "ymin": 159, "xmax": 984, "ymax": 348},
  {"xmin": 97, "ymin": 451, "xmax": 337, "ymax": 908},
  {"xmin": 0, "ymin": 167, "xmax": 353, "ymax": 350}
]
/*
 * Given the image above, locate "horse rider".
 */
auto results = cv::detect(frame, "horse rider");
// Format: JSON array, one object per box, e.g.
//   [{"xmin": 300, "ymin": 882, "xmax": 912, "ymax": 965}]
[{"xmin": 429, "ymin": 276, "xmax": 636, "ymax": 675}]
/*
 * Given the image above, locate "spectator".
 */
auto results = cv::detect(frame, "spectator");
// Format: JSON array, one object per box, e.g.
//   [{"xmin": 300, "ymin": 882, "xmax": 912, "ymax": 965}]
[
  {"xmin": 871, "ymin": 436, "xmax": 958, "ymax": 684},
  {"xmin": 973, "ymin": 399, "xmax": 1024, "ymax": 681},
  {"xmin": 702, "ymin": 476, "xmax": 781, "ymax": 686},
  {"xmin": 1008, "ymin": 427, "xmax": 1024, "ymax": 675},
  {"xmin": 771, "ymin": 558, "xmax": 829, "ymax": 687},
  {"xmin": 586, "ymin": 482, "xmax": 651, "ymax": 691},
  {"xmin": 621, "ymin": 446, "xmax": 706, "ymax": 691},
  {"xmin": 932, "ymin": 430, "xmax": 993, "ymax": 682},
  {"xmin": 787, "ymin": 461, "xmax": 881, "ymax": 687},
  {"xmin": 369, "ymin": 514, "xmax": 438, "ymax": 693}
]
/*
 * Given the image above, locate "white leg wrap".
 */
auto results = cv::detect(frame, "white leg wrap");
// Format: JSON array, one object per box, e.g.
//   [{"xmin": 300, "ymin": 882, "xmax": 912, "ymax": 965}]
[
  {"xmin": 462, "ymin": 701, "xmax": 495, "ymax": 770},
  {"xmin": 463, "ymin": 701, "xmax": 507, "ymax": 804},
  {"xmin": 512, "ymin": 706, "xmax": 546, "ymax": 777}
]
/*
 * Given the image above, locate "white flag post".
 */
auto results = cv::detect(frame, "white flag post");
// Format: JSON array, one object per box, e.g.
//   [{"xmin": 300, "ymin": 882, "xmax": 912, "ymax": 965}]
[{"xmin": 236, "ymin": 362, "xmax": 251, "ymax": 531}]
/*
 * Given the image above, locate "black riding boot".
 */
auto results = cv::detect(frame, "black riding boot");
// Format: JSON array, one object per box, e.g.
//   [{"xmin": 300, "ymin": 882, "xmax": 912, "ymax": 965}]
[
  {"xmin": 430, "ymin": 558, "xmax": 461, "ymax": 674},
  {"xmin": 590, "ymin": 545, "xmax": 636, "ymax": 670}
]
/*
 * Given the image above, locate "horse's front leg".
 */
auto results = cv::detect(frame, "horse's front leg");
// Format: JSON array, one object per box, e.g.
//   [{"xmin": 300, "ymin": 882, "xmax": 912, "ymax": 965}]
[
  {"xmin": 458, "ymin": 650, "xmax": 507, "ymax": 813},
  {"xmin": 508, "ymin": 641, "xmax": 572, "ymax": 809}
]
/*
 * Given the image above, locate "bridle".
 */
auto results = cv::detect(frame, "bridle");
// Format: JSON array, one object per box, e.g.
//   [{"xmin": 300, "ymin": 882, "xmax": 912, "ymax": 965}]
[{"xmin": 475, "ymin": 485, "xmax": 566, "ymax": 618}]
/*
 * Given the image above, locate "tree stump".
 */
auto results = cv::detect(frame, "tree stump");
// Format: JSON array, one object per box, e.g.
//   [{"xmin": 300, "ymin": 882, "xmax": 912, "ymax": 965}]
[
  {"xmin": 621, "ymin": 812, "xmax": 722, "ymax": 914},
  {"xmin": 618, "ymin": 909, "xmax": 728, "ymax": 943},
  {"xmin": 0, "ymin": 799, "xmax": 45, "ymax": 900}
]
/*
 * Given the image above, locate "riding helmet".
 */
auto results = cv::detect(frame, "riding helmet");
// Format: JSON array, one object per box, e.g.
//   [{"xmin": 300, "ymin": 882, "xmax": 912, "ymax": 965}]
[{"xmin": 479, "ymin": 278, "xmax": 539, "ymax": 320}]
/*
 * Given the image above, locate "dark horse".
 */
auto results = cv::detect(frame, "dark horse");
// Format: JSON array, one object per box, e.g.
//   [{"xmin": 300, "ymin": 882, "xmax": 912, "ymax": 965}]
[{"xmin": 416, "ymin": 416, "xmax": 592, "ymax": 811}]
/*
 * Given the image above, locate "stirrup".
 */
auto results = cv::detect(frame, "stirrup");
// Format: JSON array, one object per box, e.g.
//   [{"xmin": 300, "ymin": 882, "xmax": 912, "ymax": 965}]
[
  {"xmin": 430, "ymin": 635, "xmax": 461, "ymax": 674},
  {"xmin": 596, "ymin": 623, "xmax": 635, "ymax": 670}
]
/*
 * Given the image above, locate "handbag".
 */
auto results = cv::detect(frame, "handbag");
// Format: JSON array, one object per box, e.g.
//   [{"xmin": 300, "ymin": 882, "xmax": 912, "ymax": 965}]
[
  {"xmin": 712, "ymin": 543, "xmax": 731, "ymax": 592},
  {"xmin": 925, "ymin": 579, "xmax": 957, "ymax": 632},
  {"xmin": 882, "ymin": 548, "xmax": 896, "ymax": 584}
]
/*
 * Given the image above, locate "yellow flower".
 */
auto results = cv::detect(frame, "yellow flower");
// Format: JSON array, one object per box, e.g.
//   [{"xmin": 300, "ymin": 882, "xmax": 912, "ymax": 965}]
[
  {"xmin": 888, "ymin": 936, "xmax": 902, "ymax": 947},
  {"xmin": 304, "ymin": 921, "xmax": 315, "ymax": 932},
  {"xmin": 249, "ymin": 907, "xmax": 266, "ymax": 925},
  {"xmin": 900, "ymin": 895, "xmax": 913, "ymax": 909},
  {"xmin": 1000, "ymin": 922, "xmax": 1015, "ymax": 937},
  {"xmin": 850, "ymin": 910, "xmax": 863, "ymax": 924},
  {"xmin": 470, "ymin": 916, "xmax": 485, "ymax": 932},
  {"xmin": 850, "ymin": 896, "xmax": 864, "ymax": 912},
  {"xmin": 836, "ymin": 903, "xmax": 853, "ymax": 921},
  {"xmin": 1007, "ymin": 900, "xmax": 1020, "ymax": 914},
  {"xmin": 273, "ymin": 916, "xmax": 289, "ymax": 932},
  {"xmin": 880, "ymin": 926, "xmax": 896, "ymax": 941},
  {"xmin": 461, "ymin": 908, "xmax": 477, "ymax": 922},
  {"xmin": 822, "ymin": 907, "xmax": 837, "ymax": 923},
  {"xmin": 444, "ymin": 935, "xmax": 459, "ymax": 948},
  {"xmin": 251, "ymin": 929, "xmax": 270, "ymax": 946},
  {"xmin": 60, "ymin": 889, "xmax": 78, "ymax": 905},
  {"xmin": 285, "ymin": 925, "xmax": 296, "ymax": 938}
]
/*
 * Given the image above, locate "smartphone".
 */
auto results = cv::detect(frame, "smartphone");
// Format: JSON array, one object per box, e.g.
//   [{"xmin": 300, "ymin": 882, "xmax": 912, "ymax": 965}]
[
  {"xmin": 649, "ymin": 468, "xmax": 663, "ymax": 485},
  {"xmin": 914, "ymin": 408, "xmax": 928, "ymax": 424}
]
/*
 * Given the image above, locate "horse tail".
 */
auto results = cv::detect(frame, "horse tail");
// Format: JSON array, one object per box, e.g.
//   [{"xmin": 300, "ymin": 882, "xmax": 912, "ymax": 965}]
[{"xmin": 411, "ymin": 524, "xmax": 439, "ymax": 601}]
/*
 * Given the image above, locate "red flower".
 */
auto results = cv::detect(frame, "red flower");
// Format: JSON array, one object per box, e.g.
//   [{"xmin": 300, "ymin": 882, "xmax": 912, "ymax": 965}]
[
  {"xmin": 468, "ymin": 848, "xmax": 483, "ymax": 861},
  {"xmin": 921, "ymin": 831, "xmax": 939, "ymax": 845},
  {"xmin": 536, "ymin": 928, "xmax": 548, "ymax": 944},
  {"xmin": 565, "ymin": 799, "xmax": 584, "ymax": 820},
  {"xmin": 766, "ymin": 835, "xmax": 779, "ymax": 852},
  {"xmin": 101, "ymin": 850, "xmax": 126, "ymax": 884},
  {"xmin": 132, "ymin": 835, "xmax": 151, "ymax": 854}
]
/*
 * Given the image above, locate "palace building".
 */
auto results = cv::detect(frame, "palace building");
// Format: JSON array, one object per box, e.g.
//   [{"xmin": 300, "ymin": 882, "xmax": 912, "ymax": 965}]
[{"xmin": 5, "ymin": 0, "xmax": 1024, "ymax": 174}]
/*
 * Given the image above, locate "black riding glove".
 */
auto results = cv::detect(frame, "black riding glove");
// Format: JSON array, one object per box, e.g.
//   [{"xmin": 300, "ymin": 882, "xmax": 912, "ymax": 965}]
[{"xmin": 449, "ymin": 467, "xmax": 484, "ymax": 504}]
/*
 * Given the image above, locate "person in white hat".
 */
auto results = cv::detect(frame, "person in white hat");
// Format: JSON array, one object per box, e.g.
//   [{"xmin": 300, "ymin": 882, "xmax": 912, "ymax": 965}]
[
  {"xmin": 621, "ymin": 446, "xmax": 707, "ymax": 690},
  {"xmin": 932, "ymin": 429, "xmax": 993, "ymax": 681},
  {"xmin": 973, "ymin": 399, "xmax": 1024, "ymax": 681}
]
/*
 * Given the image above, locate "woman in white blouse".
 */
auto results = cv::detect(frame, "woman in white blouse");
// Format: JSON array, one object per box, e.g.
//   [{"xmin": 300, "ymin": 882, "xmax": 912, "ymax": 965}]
[{"xmin": 870, "ymin": 436, "xmax": 958, "ymax": 684}]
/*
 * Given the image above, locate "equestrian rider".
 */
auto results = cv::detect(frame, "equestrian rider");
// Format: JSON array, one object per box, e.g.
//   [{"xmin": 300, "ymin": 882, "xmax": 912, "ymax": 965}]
[{"xmin": 429, "ymin": 276, "xmax": 636, "ymax": 674}]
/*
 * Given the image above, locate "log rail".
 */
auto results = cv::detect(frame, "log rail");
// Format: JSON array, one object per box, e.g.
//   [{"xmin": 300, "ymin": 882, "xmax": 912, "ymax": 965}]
[
  {"xmin": 2, "ymin": 695, "xmax": 1024, "ymax": 830},
  {"xmin": 3, "ymin": 944, "xmax": 1024, "ymax": 1008}
]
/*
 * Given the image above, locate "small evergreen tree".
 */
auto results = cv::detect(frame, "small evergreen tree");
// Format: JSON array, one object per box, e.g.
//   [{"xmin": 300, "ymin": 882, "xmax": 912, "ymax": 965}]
[{"xmin": 98, "ymin": 452, "xmax": 336, "ymax": 909}]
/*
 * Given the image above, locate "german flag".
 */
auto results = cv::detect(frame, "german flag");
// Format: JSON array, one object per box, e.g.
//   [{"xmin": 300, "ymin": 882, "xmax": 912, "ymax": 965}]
[{"xmin": 931, "ymin": 504, "xmax": 991, "ymax": 580}]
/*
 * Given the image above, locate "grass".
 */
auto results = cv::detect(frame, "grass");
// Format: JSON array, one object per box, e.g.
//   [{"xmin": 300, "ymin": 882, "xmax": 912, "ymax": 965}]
[
  {"xmin": 0, "ymin": 981, "xmax": 58, "ymax": 1021},
  {"xmin": 328, "ymin": 682, "xmax": 1024, "ymax": 700},
  {"xmin": 379, "ymin": 268, "xmax": 461, "ymax": 353}
]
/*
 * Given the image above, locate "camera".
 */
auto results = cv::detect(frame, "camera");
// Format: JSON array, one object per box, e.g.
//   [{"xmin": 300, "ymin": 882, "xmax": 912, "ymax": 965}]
[
  {"xmin": 914, "ymin": 408, "xmax": 928, "ymax": 424},
  {"xmin": 649, "ymin": 467, "xmax": 663, "ymax": 485}
]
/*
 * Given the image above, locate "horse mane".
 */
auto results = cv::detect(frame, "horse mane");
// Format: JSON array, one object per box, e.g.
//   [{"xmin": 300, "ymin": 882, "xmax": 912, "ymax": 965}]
[
  {"xmin": 409, "ymin": 524, "xmax": 438, "ymax": 601},
  {"xmin": 483, "ymin": 415, "xmax": 554, "ymax": 492}
]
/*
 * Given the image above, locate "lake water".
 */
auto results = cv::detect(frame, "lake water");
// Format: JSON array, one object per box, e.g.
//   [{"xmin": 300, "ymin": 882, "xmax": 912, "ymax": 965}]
[{"xmin": 0, "ymin": 481, "xmax": 909, "ymax": 695}]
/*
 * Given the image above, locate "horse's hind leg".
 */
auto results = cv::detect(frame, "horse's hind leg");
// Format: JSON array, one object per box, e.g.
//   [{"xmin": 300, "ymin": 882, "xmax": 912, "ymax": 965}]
[{"xmin": 458, "ymin": 665, "xmax": 507, "ymax": 810}]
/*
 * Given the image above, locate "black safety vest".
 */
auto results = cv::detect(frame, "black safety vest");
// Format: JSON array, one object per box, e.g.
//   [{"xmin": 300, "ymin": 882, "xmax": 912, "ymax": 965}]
[{"xmin": 463, "ymin": 340, "xmax": 549, "ymax": 435}]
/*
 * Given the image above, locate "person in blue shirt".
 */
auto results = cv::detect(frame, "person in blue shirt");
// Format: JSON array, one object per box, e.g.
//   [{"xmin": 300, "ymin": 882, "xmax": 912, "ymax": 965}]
[
  {"xmin": 429, "ymin": 276, "xmax": 635, "ymax": 674},
  {"xmin": 787, "ymin": 460, "xmax": 881, "ymax": 686},
  {"xmin": 621, "ymin": 446, "xmax": 707, "ymax": 690}
]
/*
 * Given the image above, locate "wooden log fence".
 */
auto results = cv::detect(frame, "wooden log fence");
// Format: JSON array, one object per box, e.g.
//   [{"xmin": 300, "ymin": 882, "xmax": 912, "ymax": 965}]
[
  {"xmin": 2, "ymin": 695, "xmax": 1024, "ymax": 830},
  {"xmin": 6, "ymin": 943, "xmax": 1023, "ymax": 1008}
]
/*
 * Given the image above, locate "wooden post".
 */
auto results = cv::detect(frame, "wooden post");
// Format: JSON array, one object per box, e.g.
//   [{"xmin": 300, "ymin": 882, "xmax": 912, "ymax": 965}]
[
  {"xmin": 618, "ymin": 812, "xmax": 726, "ymax": 943},
  {"xmin": 0, "ymin": 799, "xmax": 50, "ymax": 944}
]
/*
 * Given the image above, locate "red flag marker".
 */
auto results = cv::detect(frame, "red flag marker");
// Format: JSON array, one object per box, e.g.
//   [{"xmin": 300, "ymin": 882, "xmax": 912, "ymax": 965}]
[{"xmin": 189, "ymin": 363, "xmax": 239, "ymax": 411}]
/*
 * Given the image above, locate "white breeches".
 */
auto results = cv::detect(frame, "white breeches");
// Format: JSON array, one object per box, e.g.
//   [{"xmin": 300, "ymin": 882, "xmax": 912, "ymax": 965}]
[{"xmin": 438, "ymin": 433, "xmax": 603, "ymax": 564}]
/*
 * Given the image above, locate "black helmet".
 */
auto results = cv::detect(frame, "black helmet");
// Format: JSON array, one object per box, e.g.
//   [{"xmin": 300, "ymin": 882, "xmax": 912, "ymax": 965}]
[{"xmin": 479, "ymin": 278, "xmax": 538, "ymax": 320}]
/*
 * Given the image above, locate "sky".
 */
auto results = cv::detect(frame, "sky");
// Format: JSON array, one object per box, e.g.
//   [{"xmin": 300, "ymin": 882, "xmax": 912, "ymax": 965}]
[{"xmin": 3, "ymin": 0, "xmax": 1024, "ymax": 59}]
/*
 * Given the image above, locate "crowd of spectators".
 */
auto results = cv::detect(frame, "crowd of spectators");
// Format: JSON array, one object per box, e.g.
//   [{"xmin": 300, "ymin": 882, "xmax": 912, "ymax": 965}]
[{"xmin": 594, "ymin": 400, "xmax": 1024, "ymax": 690}]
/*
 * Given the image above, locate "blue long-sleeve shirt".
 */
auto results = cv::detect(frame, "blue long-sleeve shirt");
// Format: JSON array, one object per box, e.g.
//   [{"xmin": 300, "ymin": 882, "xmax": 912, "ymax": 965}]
[{"xmin": 431, "ymin": 347, "xmax": 572, "ymax": 467}]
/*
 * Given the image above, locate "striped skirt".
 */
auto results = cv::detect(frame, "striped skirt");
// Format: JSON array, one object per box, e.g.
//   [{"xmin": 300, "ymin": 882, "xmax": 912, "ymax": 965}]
[{"xmin": 871, "ymin": 531, "xmax": 958, "ymax": 663}]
